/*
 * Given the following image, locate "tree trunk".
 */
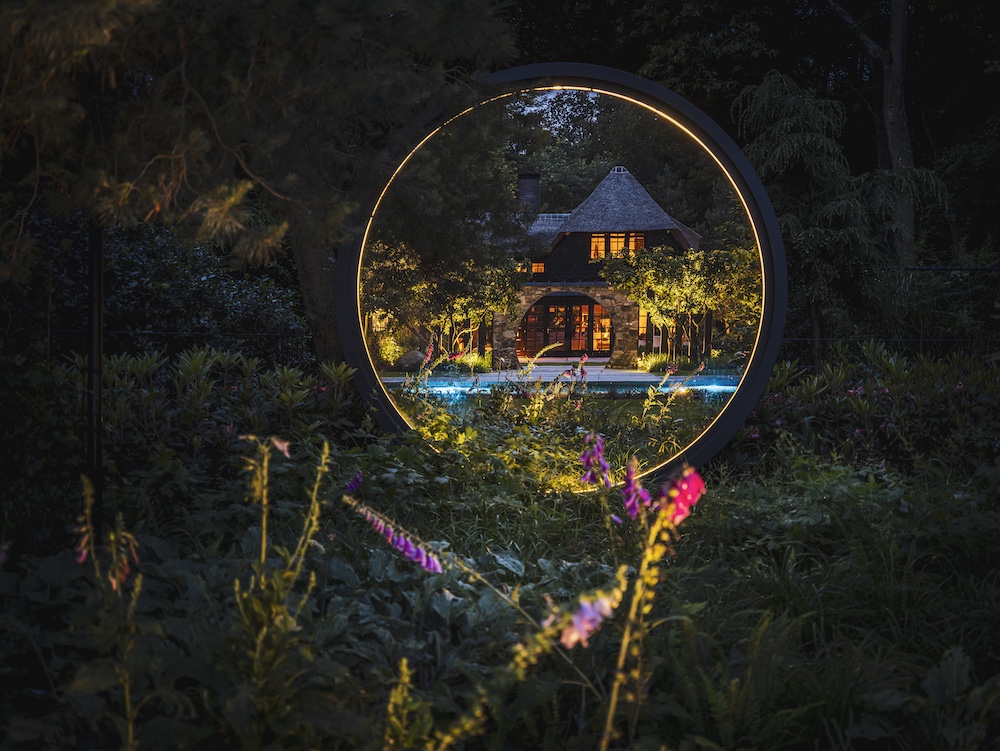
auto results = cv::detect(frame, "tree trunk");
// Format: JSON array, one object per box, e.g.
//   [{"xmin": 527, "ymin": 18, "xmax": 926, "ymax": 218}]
[
  {"xmin": 825, "ymin": 0, "xmax": 917, "ymax": 266},
  {"xmin": 291, "ymin": 238, "xmax": 343, "ymax": 365},
  {"xmin": 702, "ymin": 309, "xmax": 714, "ymax": 360},
  {"xmin": 884, "ymin": 0, "xmax": 916, "ymax": 266}
]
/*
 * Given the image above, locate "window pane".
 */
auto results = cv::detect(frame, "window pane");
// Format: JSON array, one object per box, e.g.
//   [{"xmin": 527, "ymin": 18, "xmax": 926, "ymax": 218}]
[
  {"xmin": 609, "ymin": 233, "xmax": 625, "ymax": 258},
  {"xmin": 590, "ymin": 234, "xmax": 605, "ymax": 260},
  {"xmin": 547, "ymin": 305, "xmax": 567, "ymax": 348},
  {"xmin": 532, "ymin": 261, "xmax": 545, "ymax": 274},
  {"xmin": 593, "ymin": 304, "xmax": 612, "ymax": 351},
  {"xmin": 632, "ymin": 232, "xmax": 645, "ymax": 250},
  {"xmin": 571, "ymin": 305, "xmax": 589, "ymax": 350},
  {"xmin": 516, "ymin": 308, "xmax": 544, "ymax": 357}
]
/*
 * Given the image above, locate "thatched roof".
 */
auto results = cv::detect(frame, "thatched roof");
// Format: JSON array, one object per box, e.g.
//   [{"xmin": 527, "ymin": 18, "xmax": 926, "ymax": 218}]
[
  {"xmin": 530, "ymin": 166, "xmax": 701, "ymax": 251},
  {"xmin": 526, "ymin": 213, "xmax": 571, "ymax": 241}
]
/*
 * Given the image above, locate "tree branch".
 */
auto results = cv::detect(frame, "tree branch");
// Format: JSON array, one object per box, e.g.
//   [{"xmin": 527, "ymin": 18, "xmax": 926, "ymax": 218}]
[{"xmin": 822, "ymin": 0, "xmax": 886, "ymax": 66}]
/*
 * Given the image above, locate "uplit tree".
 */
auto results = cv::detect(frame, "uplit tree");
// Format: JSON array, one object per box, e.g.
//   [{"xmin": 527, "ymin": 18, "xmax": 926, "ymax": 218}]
[{"xmin": 361, "ymin": 92, "xmax": 531, "ymax": 363}]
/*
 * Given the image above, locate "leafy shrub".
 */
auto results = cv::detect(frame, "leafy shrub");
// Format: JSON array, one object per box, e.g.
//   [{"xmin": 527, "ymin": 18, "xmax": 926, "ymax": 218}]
[
  {"xmin": 728, "ymin": 341, "xmax": 1000, "ymax": 472},
  {"xmin": 3, "ymin": 342, "xmax": 1000, "ymax": 750},
  {"xmin": 2, "ymin": 217, "xmax": 311, "ymax": 367},
  {"xmin": 0, "ymin": 348, "xmax": 367, "ymax": 550}
]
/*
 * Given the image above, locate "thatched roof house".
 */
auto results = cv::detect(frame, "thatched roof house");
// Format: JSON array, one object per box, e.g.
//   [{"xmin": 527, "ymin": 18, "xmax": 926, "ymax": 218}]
[{"xmin": 527, "ymin": 166, "xmax": 700, "ymax": 253}]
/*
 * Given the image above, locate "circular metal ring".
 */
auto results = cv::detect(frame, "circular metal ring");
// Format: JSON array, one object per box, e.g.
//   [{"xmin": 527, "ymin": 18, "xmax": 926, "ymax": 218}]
[{"xmin": 337, "ymin": 63, "xmax": 786, "ymax": 479}]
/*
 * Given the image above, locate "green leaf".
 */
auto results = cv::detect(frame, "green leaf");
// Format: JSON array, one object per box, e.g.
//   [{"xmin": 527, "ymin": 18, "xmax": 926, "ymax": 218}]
[
  {"xmin": 69, "ymin": 659, "xmax": 120, "ymax": 695},
  {"xmin": 326, "ymin": 558, "xmax": 360, "ymax": 587},
  {"xmin": 223, "ymin": 684, "xmax": 259, "ymax": 739},
  {"xmin": 491, "ymin": 550, "xmax": 525, "ymax": 576}
]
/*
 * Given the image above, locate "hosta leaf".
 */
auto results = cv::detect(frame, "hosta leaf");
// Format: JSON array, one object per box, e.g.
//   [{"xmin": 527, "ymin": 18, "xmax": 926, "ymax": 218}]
[
  {"xmin": 68, "ymin": 658, "xmax": 120, "ymax": 695},
  {"xmin": 492, "ymin": 550, "xmax": 525, "ymax": 576},
  {"xmin": 326, "ymin": 558, "xmax": 360, "ymax": 587}
]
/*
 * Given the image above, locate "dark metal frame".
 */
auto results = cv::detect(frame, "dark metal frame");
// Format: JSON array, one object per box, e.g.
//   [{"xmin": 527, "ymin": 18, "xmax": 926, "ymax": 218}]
[{"xmin": 336, "ymin": 63, "xmax": 787, "ymax": 479}]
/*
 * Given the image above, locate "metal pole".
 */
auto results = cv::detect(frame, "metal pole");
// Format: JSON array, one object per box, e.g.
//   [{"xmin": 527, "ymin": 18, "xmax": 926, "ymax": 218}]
[{"xmin": 87, "ymin": 219, "xmax": 103, "ymax": 533}]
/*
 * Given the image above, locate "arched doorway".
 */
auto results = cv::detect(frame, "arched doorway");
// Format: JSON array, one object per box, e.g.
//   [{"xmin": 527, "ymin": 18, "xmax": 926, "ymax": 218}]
[{"xmin": 516, "ymin": 294, "xmax": 614, "ymax": 358}]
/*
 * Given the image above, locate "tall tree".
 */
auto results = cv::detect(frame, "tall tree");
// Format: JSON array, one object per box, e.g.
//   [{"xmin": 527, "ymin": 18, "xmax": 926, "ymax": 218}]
[
  {"xmin": 821, "ymin": 0, "xmax": 917, "ymax": 266},
  {"xmin": 1, "ymin": 0, "xmax": 513, "ymax": 362},
  {"xmin": 735, "ymin": 71, "xmax": 900, "ymax": 365}
]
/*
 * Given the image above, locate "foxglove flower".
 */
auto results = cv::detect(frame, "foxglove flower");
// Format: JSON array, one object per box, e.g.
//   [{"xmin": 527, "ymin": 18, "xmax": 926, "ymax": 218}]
[
  {"xmin": 557, "ymin": 594, "xmax": 617, "ymax": 649},
  {"xmin": 660, "ymin": 466, "xmax": 705, "ymax": 526},
  {"xmin": 580, "ymin": 432, "xmax": 611, "ymax": 487},
  {"xmin": 355, "ymin": 504, "xmax": 443, "ymax": 574},
  {"xmin": 422, "ymin": 342, "xmax": 434, "ymax": 368},
  {"xmin": 74, "ymin": 532, "xmax": 89, "ymax": 564},
  {"xmin": 620, "ymin": 459, "xmax": 651, "ymax": 520},
  {"xmin": 270, "ymin": 436, "xmax": 292, "ymax": 459},
  {"xmin": 346, "ymin": 470, "xmax": 363, "ymax": 493}
]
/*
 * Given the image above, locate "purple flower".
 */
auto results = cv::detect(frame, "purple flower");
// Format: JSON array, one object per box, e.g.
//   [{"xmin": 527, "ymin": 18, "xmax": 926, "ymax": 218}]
[
  {"xmin": 559, "ymin": 595, "xmax": 616, "ymax": 649},
  {"xmin": 356, "ymin": 505, "xmax": 442, "ymax": 574},
  {"xmin": 620, "ymin": 459, "xmax": 651, "ymax": 520},
  {"xmin": 74, "ymin": 526, "xmax": 89, "ymax": 564},
  {"xmin": 580, "ymin": 432, "xmax": 611, "ymax": 487},
  {"xmin": 346, "ymin": 470, "xmax": 363, "ymax": 493}
]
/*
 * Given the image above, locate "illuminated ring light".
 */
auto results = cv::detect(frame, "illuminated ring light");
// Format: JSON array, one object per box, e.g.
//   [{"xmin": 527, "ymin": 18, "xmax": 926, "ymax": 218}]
[{"xmin": 337, "ymin": 62, "xmax": 786, "ymax": 480}]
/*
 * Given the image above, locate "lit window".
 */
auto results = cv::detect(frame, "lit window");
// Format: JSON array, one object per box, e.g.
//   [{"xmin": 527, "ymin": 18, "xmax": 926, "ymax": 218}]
[
  {"xmin": 609, "ymin": 233, "xmax": 626, "ymax": 257},
  {"xmin": 590, "ymin": 234, "xmax": 605, "ymax": 259},
  {"xmin": 531, "ymin": 261, "xmax": 545, "ymax": 274},
  {"xmin": 631, "ymin": 232, "xmax": 645, "ymax": 250}
]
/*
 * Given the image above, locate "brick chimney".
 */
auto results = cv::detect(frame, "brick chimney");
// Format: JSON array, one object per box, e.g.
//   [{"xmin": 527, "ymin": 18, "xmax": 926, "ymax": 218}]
[{"xmin": 517, "ymin": 172, "xmax": 540, "ymax": 213}]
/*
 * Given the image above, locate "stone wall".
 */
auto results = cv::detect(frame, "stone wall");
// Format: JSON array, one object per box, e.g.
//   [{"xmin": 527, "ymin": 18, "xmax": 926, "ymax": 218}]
[{"xmin": 493, "ymin": 283, "xmax": 639, "ymax": 369}]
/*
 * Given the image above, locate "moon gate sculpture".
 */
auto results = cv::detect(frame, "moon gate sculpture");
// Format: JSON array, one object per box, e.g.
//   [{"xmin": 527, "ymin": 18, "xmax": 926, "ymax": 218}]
[{"xmin": 336, "ymin": 63, "xmax": 786, "ymax": 482}]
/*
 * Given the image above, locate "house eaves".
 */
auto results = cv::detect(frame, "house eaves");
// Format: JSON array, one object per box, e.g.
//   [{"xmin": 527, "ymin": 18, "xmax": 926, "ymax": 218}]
[{"xmin": 554, "ymin": 166, "xmax": 701, "ymax": 251}]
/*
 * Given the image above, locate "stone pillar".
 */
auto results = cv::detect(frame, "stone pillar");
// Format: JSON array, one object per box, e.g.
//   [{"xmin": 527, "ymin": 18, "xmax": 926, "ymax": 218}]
[
  {"xmin": 606, "ymin": 294, "xmax": 639, "ymax": 369},
  {"xmin": 492, "ymin": 311, "xmax": 520, "ymax": 370}
]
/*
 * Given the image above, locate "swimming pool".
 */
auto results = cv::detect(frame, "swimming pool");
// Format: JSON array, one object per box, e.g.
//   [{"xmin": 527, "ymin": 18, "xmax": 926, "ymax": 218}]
[{"xmin": 389, "ymin": 375, "xmax": 739, "ymax": 401}]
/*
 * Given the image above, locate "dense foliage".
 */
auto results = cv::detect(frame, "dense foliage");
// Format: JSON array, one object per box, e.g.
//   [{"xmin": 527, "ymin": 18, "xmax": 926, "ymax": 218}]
[
  {"xmin": 3, "ymin": 2, "xmax": 999, "ymax": 749},
  {"xmin": 1, "ymin": 216, "xmax": 311, "ymax": 366},
  {"xmin": 2, "ymin": 344, "xmax": 998, "ymax": 749}
]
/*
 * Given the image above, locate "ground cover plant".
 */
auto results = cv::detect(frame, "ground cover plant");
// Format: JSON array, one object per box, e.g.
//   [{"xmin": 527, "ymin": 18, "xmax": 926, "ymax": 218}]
[
  {"xmin": 1, "ymin": 343, "xmax": 999, "ymax": 750},
  {"xmin": 392, "ymin": 351, "xmax": 726, "ymax": 490}
]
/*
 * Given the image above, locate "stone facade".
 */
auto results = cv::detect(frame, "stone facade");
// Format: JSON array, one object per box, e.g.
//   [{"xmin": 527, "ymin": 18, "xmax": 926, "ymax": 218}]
[{"xmin": 493, "ymin": 283, "xmax": 639, "ymax": 370}]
